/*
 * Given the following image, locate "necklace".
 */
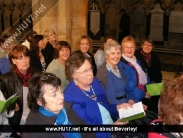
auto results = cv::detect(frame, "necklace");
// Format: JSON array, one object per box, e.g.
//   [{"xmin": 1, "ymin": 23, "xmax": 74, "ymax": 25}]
[{"xmin": 81, "ymin": 86, "xmax": 97, "ymax": 101}]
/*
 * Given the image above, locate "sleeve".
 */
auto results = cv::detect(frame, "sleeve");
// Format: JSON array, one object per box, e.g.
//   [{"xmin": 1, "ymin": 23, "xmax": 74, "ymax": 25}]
[{"xmin": 124, "ymin": 70, "xmax": 145, "ymax": 102}]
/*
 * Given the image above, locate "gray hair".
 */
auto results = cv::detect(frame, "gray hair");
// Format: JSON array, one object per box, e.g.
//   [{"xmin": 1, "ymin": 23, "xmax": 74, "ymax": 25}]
[{"xmin": 104, "ymin": 39, "xmax": 121, "ymax": 56}]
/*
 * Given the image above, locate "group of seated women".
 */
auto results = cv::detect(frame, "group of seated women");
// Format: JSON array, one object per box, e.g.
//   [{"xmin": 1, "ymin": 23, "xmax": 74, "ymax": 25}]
[{"xmin": 1, "ymin": 31, "xmax": 182, "ymax": 138}]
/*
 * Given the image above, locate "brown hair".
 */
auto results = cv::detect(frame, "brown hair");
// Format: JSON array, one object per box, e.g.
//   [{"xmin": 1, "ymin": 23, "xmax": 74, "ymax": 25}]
[
  {"xmin": 65, "ymin": 50, "xmax": 91, "ymax": 81},
  {"xmin": 54, "ymin": 41, "xmax": 71, "ymax": 59},
  {"xmin": 30, "ymin": 35, "xmax": 44, "ymax": 54},
  {"xmin": 159, "ymin": 77, "xmax": 183, "ymax": 125},
  {"xmin": 141, "ymin": 36, "xmax": 154, "ymax": 46},
  {"xmin": 9, "ymin": 45, "xmax": 30, "ymax": 69},
  {"xmin": 76, "ymin": 35, "xmax": 92, "ymax": 51},
  {"xmin": 121, "ymin": 36, "xmax": 136, "ymax": 48}
]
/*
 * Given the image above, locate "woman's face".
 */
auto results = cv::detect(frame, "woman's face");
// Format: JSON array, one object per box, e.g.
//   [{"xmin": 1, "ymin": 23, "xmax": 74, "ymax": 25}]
[
  {"xmin": 47, "ymin": 32, "xmax": 57, "ymax": 42},
  {"xmin": 141, "ymin": 41, "xmax": 153, "ymax": 54},
  {"xmin": 12, "ymin": 53, "xmax": 30, "ymax": 74},
  {"xmin": 39, "ymin": 85, "xmax": 64, "ymax": 114},
  {"xmin": 58, "ymin": 47, "xmax": 70, "ymax": 63},
  {"xmin": 106, "ymin": 47, "xmax": 121, "ymax": 68},
  {"xmin": 122, "ymin": 41, "xmax": 135, "ymax": 58},
  {"xmin": 79, "ymin": 39, "xmax": 90, "ymax": 54},
  {"xmin": 73, "ymin": 60, "xmax": 94, "ymax": 89},
  {"xmin": 38, "ymin": 39, "xmax": 45, "ymax": 50}
]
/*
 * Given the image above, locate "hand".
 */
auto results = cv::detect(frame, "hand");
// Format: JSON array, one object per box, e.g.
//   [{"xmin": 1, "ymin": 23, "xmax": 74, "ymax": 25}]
[
  {"xmin": 15, "ymin": 103, "xmax": 19, "ymax": 111},
  {"xmin": 113, "ymin": 120, "xmax": 128, "ymax": 125},
  {"xmin": 128, "ymin": 99, "xmax": 135, "ymax": 105},
  {"xmin": 116, "ymin": 103, "xmax": 132, "ymax": 111},
  {"xmin": 142, "ymin": 104, "xmax": 147, "ymax": 111},
  {"xmin": 145, "ymin": 92, "xmax": 151, "ymax": 99}
]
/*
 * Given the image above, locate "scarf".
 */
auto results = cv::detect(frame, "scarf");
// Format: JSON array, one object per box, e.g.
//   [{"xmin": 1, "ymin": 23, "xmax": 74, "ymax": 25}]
[
  {"xmin": 122, "ymin": 54, "xmax": 147, "ymax": 85},
  {"xmin": 140, "ymin": 49, "xmax": 151, "ymax": 67},
  {"xmin": 39, "ymin": 106, "xmax": 81, "ymax": 138},
  {"xmin": 14, "ymin": 67, "xmax": 33, "ymax": 87}
]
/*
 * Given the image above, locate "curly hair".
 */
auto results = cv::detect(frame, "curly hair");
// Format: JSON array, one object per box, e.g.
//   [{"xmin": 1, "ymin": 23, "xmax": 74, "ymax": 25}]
[
  {"xmin": 76, "ymin": 35, "xmax": 92, "ymax": 52},
  {"xmin": 104, "ymin": 39, "xmax": 121, "ymax": 56},
  {"xmin": 159, "ymin": 77, "xmax": 183, "ymax": 125}
]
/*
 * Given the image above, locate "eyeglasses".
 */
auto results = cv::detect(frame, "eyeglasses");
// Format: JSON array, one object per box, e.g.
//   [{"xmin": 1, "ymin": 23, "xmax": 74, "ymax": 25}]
[
  {"xmin": 123, "ymin": 46, "xmax": 135, "ymax": 49},
  {"xmin": 143, "ymin": 43, "xmax": 153, "ymax": 47},
  {"xmin": 76, "ymin": 67, "xmax": 93, "ymax": 75},
  {"xmin": 40, "ymin": 74, "xmax": 55, "ymax": 81},
  {"xmin": 80, "ymin": 43, "xmax": 89, "ymax": 46}
]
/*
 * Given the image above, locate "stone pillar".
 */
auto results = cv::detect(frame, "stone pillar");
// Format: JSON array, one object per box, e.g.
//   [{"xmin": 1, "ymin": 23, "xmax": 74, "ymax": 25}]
[
  {"xmin": 32, "ymin": 0, "xmax": 88, "ymax": 51},
  {"xmin": 32, "ymin": 0, "xmax": 57, "ymax": 34},
  {"xmin": 71, "ymin": 0, "xmax": 88, "ymax": 51}
]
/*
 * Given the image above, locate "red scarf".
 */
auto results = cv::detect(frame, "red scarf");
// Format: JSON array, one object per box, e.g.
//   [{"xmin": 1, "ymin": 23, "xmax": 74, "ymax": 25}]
[
  {"xmin": 14, "ymin": 67, "xmax": 33, "ymax": 87},
  {"xmin": 140, "ymin": 49, "xmax": 151, "ymax": 67}
]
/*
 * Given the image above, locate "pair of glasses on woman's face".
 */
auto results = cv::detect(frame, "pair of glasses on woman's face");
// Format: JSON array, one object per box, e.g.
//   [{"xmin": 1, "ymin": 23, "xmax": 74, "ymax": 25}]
[
  {"xmin": 40, "ymin": 74, "xmax": 55, "ymax": 81},
  {"xmin": 76, "ymin": 67, "xmax": 93, "ymax": 75}
]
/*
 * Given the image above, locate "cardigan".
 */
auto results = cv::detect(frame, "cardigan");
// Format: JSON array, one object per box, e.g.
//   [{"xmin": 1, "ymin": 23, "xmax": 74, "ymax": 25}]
[
  {"xmin": 96, "ymin": 62, "xmax": 130, "ymax": 104},
  {"xmin": 46, "ymin": 59, "xmax": 69, "ymax": 90}
]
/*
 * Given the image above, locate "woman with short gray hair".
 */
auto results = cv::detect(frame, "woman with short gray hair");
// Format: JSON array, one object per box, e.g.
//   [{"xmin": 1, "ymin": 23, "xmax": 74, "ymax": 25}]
[{"xmin": 96, "ymin": 40, "xmax": 135, "ymax": 105}]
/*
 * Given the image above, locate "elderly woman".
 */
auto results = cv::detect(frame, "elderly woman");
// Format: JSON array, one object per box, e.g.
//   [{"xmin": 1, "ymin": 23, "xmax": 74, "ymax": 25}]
[
  {"xmin": 42, "ymin": 28, "xmax": 57, "ymax": 65},
  {"xmin": 118, "ymin": 36, "xmax": 151, "ymax": 103},
  {"xmin": 94, "ymin": 36, "xmax": 113, "ymax": 69},
  {"xmin": 135, "ymin": 36, "xmax": 162, "ymax": 83},
  {"xmin": 96, "ymin": 40, "xmax": 134, "ymax": 105},
  {"xmin": 64, "ymin": 51, "xmax": 130, "ymax": 138},
  {"xmin": 0, "ymin": 45, "xmax": 40, "ymax": 137},
  {"xmin": 23, "ymin": 72, "xmax": 95, "ymax": 138},
  {"xmin": 149, "ymin": 77, "xmax": 183, "ymax": 137},
  {"xmin": 76, "ymin": 35, "xmax": 97, "ymax": 76},
  {"xmin": 46, "ymin": 41, "xmax": 71, "ymax": 90},
  {"xmin": 30, "ymin": 35, "xmax": 48, "ymax": 72}
]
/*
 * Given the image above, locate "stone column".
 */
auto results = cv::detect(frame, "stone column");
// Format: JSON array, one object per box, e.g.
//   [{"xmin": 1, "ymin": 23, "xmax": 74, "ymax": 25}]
[
  {"xmin": 32, "ymin": 0, "xmax": 57, "ymax": 34},
  {"xmin": 32, "ymin": 0, "xmax": 88, "ymax": 51}
]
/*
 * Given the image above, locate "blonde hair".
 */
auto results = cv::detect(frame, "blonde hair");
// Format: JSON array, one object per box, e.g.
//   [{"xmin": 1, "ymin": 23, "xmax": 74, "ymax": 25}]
[
  {"xmin": 121, "ymin": 36, "xmax": 136, "ymax": 49},
  {"xmin": 44, "ymin": 28, "xmax": 56, "ymax": 38},
  {"xmin": 76, "ymin": 35, "xmax": 92, "ymax": 51}
]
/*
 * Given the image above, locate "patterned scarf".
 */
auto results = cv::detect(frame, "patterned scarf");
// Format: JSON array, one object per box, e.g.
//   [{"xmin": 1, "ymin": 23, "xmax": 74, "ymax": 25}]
[
  {"xmin": 140, "ymin": 49, "xmax": 151, "ymax": 67},
  {"xmin": 39, "ymin": 106, "xmax": 81, "ymax": 138},
  {"xmin": 14, "ymin": 67, "xmax": 33, "ymax": 87}
]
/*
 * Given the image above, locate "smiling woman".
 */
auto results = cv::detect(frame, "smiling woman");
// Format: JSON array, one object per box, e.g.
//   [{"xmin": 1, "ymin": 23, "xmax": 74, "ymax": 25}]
[{"xmin": 46, "ymin": 41, "xmax": 71, "ymax": 90}]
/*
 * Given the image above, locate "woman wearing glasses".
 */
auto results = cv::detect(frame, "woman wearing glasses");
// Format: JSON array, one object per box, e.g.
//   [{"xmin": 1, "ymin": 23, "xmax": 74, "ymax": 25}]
[
  {"xmin": 135, "ymin": 36, "xmax": 162, "ymax": 83},
  {"xmin": 135, "ymin": 37, "xmax": 162, "ymax": 114},
  {"xmin": 118, "ymin": 36, "xmax": 151, "ymax": 103},
  {"xmin": 64, "ymin": 51, "xmax": 131, "ymax": 138},
  {"xmin": 0, "ymin": 45, "xmax": 40, "ymax": 137},
  {"xmin": 23, "ymin": 72, "xmax": 95, "ymax": 138},
  {"xmin": 76, "ymin": 35, "xmax": 97, "ymax": 76}
]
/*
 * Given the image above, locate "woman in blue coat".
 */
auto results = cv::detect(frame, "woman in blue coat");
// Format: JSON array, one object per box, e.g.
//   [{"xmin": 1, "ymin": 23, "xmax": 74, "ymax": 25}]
[
  {"xmin": 118, "ymin": 36, "xmax": 151, "ymax": 103},
  {"xmin": 64, "ymin": 51, "xmax": 130, "ymax": 138}
]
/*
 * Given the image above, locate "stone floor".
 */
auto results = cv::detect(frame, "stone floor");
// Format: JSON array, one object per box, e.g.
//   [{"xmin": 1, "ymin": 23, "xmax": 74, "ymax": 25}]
[{"xmin": 157, "ymin": 52, "xmax": 183, "ymax": 82}]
